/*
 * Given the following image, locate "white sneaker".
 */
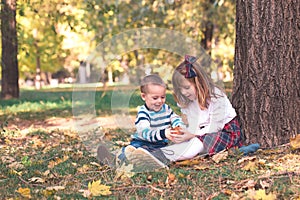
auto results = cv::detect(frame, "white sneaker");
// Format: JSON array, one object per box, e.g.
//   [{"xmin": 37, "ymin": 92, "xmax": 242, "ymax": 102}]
[{"xmin": 128, "ymin": 147, "xmax": 169, "ymax": 171}]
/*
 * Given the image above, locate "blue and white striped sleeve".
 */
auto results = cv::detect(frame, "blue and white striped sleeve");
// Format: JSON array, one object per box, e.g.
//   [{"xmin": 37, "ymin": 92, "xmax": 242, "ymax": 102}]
[{"xmin": 133, "ymin": 108, "xmax": 167, "ymax": 142}]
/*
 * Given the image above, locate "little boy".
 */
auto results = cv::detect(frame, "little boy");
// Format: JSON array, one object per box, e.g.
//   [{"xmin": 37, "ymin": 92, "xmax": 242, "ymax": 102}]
[{"xmin": 97, "ymin": 74, "xmax": 185, "ymax": 170}]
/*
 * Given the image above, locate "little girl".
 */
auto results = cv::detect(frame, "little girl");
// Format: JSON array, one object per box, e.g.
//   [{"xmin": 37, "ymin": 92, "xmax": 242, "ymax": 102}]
[{"xmin": 163, "ymin": 55, "xmax": 244, "ymax": 160}]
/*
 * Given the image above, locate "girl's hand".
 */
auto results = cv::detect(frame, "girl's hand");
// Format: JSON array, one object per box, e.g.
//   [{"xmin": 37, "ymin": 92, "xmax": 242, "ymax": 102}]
[{"xmin": 171, "ymin": 129, "xmax": 195, "ymax": 143}]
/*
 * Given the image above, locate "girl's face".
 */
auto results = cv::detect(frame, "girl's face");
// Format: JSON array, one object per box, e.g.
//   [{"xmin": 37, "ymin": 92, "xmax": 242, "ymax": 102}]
[
  {"xmin": 179, "ymin": 78, "xmax": 197, "ymax": 101},
  {"xmin": 141, "ymin": 84, "xmax": 166, "ymax": 112}
]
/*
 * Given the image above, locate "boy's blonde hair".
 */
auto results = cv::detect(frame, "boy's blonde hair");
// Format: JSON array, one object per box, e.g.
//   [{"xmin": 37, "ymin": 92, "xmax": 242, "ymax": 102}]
[
  {"xmin": 172, "ymin": 60, "xmax": 220, "ymax": 110},
  {"xmin": 140, "ymin": 74, "xmax": 166, "ymax": 93}
]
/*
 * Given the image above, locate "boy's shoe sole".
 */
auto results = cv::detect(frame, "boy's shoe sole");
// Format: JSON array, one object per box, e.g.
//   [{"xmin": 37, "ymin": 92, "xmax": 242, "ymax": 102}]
[{"xmin": 128, "ymin": 147, "xmax": 169, "ymax": 171}]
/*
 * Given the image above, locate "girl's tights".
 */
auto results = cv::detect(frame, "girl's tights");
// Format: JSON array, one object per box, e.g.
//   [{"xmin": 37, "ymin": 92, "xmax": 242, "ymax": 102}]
[{"xmin": 161, "ymin": 137, "xmax": 204, "ymax": 162}]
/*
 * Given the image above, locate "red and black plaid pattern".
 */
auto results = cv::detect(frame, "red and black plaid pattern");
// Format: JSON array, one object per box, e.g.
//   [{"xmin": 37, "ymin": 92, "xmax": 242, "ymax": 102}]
[{"xmin": 197, "ymin": 117, "xmax": 243, "ymax": 156}]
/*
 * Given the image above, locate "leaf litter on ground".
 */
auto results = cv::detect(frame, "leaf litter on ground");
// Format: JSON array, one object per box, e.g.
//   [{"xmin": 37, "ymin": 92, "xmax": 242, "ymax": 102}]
[{"xmin": 0, "ymin": 121, "xmax": 299, "ymax": 199}]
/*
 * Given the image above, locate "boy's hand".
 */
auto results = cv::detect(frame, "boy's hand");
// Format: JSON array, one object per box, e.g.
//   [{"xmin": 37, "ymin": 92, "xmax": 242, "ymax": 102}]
[
  {"xmin": 165, "ymin": 128, "xmax": 174, "ymax": 141},
  {"xmin": 170, "ymin": 126, "xmax": 184, "ymax": 135}
]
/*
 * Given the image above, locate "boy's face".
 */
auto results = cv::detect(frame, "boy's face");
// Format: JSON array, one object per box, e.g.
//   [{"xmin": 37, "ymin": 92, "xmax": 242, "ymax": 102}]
[{"xmin": 141, "ymin": 84, "xmax": 166, "ymax": 112}]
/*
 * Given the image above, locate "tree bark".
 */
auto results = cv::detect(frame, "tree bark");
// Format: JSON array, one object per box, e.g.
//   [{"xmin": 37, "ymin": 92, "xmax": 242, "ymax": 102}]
[
  {"xmin": 232, "ymin": 0, "xmax": 299, "ymax": 147},
  {"xmin": 1, "ymin": 0, "xmax": 19, "ymax": 99}
]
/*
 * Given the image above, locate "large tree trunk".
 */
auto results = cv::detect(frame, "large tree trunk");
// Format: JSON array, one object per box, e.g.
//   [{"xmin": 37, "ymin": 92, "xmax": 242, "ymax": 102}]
[
  {"xmin": 1, "ymin": 0, "xmax": 19, "ymax": 99},
  {"xmin": 232, "ymin": 0, "xmax": 299, "ymax": 147}
]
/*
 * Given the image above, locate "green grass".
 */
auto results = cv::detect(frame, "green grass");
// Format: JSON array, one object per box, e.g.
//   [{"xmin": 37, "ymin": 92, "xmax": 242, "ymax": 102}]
[
  {"xmin": 0, "ymin": 87, "xmax": 179, "ymax": 122},
  {"xmin": 0, "ymin": 87, "xmax": 299, "ymax": 199}
]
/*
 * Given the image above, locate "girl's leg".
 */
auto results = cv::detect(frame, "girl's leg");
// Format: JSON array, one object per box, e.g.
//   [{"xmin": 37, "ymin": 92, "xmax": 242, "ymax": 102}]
[
  {"xmin": 160, "ymin": 137, "xmax": 204, "ymax": 162},
  {"xmin": 199, "ymin": 117, "xmax": 243, "ymax": 156}
]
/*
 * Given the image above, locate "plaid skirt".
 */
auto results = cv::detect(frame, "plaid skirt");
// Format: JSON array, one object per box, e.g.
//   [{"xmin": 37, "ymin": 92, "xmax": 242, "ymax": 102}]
[{"xmin": 197, "ymin": 117, "xmax": 243, "ymax": 156}]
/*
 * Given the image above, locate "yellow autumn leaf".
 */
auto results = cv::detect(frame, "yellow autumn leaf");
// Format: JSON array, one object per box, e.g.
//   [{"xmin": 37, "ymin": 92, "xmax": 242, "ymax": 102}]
[
  {"xmin": 242, "ymin": 160, "xmax": 257, "ymax": 172},
  {"xmin": 166, "ymin": 173, "xmax": 177, "ymax": 186},
  {"xmin": 10, "ymin": 169, "xmax": 22, "ymax": 176},
  {"xmin": 290, "ymin": 134, "xmax": 300, "ymax": 150},
  {"xmin": 246, "ymin": 189, "xmax": 277, "ymax": 200},
  {"xmin": 194, "ymin": 164, "xmax": 209, "ymax": 170},
  {"xmin": 77, "ymin": 164, "xmax": 90, "ymax": 173},
  {"xmin": 48, "ymin": 155, "xmax": 69, "ymax": 168},
  {"xmin": 46, "ymin": 186, "xmax": 65, "ymax": 191},
  {"xmin": 212, "ymin": 150, "xmax": 228, "ymax": 163},
  {"xmin": 88, "ymin": 180, "xmax": 112, "ymax": 196},
  {"xmin": 16, "ymin": 187, "xmax": 31, "ymax": 199},
  {"xmin": 4, "ymin": 138, "xmax": 12, "ymax": 145},
  {"xmin": 175, "ymin": 159, "xmax": 200, "ymax": 166},
  {"xmin": 31, "ymin": 136, "xmax": 44, "ymax": 148},
  {"xmin": 114, "ymin": 163, "xmax": 135, "ymax": 181}
]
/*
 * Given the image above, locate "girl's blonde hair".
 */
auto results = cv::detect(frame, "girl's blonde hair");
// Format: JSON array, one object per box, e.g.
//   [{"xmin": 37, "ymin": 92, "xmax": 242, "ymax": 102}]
[{"xmin": 172, "ymin": 60, "xmax": 220, "ymax": 110}]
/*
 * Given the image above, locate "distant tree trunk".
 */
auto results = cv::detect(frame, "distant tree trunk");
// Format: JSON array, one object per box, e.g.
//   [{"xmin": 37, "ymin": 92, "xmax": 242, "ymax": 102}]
[
  {"xmin": 232, "ymin": 0, "xmax": 299, "ymax": 147},
  {"xmin": 34, "ymin": 40, "xmax": 42, "ymax": 90},
  {"xmin": 201, "ymin": 21, "xmax": 213, "ymax": 55},
  {"xmin": 134, "ymin": 50, "xmax": 144, "ymax": 84},
  {"xmin": 1, "ymin": 0, "xmax": 19, "ymax": 99},
  {"xmin": 201, "ymin": 0, "xmax": 215, "ymax": 55}
]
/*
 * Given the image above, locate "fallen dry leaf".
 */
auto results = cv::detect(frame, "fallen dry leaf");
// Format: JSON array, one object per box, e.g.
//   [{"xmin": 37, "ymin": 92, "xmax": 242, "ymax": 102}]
[
  {"xmin": 88, "ymin": 180, "xmax": 112, "ymax": 196},
  {"xmin": 237, "ymin": 156, "xmax": 256, "ymax": 164},
  {"xmin": 242, "ymin": 160, "xmax": 258, "ymax": 172},
  {"xmin": 77, "ymin": 164, "xmax": 90, "ymax": 173},
  {"xmin": 259, "ymin": 179, "xmax": 271, "ymax": 189},
  {"xmin": 31, "ymin": 136, "xmax": 44, "ymax": 148},
  {"xmin": 1, "ymin": 155, "xmax": 15, "ymax": 164},
  {"xmin": 79, "ymin": 189, "xmax": 92, "ymax": 198},
  {"xmin": 241, "ymin": 180, "xmax": 256, "ymax": 190},
  {"xmin": 46, "ymin": 186, "xmax": 65, "ymax": 191},
  {"xmin": 8, "ymin": 162, "xmax": 24, "ymax": 170},
  {"xmin": 193, "ymin": 163, "xmax": 209, "ymax": 170},
  {"xmin": 166, "ymin": 173, "xmax": 177, "ymax": 186},
  {"xmin": 290, "ymin": 134, "xmax": 300, "ymax": 150},
  {"xmin": 9, "ymin": 169, "xmax": 22, "ymax": 176},
  {"xmin": 28, "ymin": 177, "xmax": 45, "ymax": 183},
  {"xmin": 246, "ymin": 189, "xmax": 277, "ymax": 200},
  {"xmin": 174, "ymin": 159, "xmax": 201, "ymax": 166},
  {"xmin": 48, "ymin": 156, "xmax": 69, "ymax": 169},
  {"xmin": 212, "ymin": 150, "xmax": 228, "ymax": 163},
  {"xmin": 16, "ymin": 187, "xmax": 31, "ymax": 199},
  {"xmin": 114, "ymin": 164, "xmax": 135, "ymax": 181}
]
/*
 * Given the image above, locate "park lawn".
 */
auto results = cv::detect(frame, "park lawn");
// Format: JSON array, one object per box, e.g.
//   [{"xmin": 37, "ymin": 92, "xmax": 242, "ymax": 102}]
[{"xmin": 0, "ymin": 88, "xmax": 299, "ymax": 199}]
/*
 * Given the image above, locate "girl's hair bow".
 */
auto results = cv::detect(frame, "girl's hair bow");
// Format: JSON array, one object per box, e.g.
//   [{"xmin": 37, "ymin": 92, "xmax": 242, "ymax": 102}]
[{"xmin": 184, "ymin": 55, "xmax": 197, "ymax": 78}]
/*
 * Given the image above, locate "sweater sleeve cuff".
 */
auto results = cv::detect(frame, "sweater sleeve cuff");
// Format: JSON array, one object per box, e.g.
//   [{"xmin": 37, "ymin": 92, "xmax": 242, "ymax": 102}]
[{"xmin": 160, "ymin": 129, "xmax": 167, "ymax": 139}]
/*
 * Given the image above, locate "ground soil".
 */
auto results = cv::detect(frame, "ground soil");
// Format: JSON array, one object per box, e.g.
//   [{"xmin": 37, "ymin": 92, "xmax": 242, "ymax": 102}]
[{"xmin": 8, "ymin": 115, "xmax": 136, "ymax": 133}]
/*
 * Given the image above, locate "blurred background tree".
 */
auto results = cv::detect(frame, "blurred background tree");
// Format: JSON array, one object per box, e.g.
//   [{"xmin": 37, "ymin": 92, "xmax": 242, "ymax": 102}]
[
  {"xmin": 1, "ymin": 0, "xmax": 298, "ymax": 148},
  {"xmin": 1, "ymin": 0, "xmax": 236, "ymax": 94}
]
